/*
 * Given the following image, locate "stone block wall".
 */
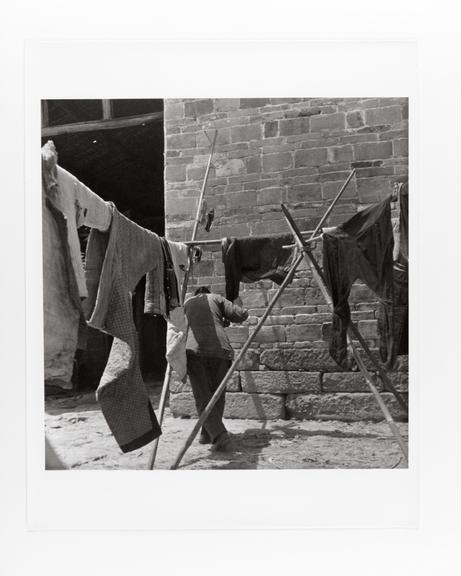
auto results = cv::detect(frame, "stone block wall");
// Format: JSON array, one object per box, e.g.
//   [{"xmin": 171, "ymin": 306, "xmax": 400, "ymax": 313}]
[{"xmin": 164, "ymin": 98, "xmax": 408, "ymax": 422}]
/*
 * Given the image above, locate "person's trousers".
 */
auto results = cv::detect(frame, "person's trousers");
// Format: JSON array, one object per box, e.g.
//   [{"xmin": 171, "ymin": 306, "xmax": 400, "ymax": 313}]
[{"xmin": 186, "ymin": 353, "xmax": 231, "ymax": 442}]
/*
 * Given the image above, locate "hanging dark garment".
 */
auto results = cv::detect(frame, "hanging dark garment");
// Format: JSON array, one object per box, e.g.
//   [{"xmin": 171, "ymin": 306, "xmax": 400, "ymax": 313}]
[
  {"xmin": 222, "ymin": 234, "xmax": 297, "ymax": 302},
  {"xmin": 378, "ymin": 183, "xmax": 409, "ymax": 365},
  {"xmin": 322, "ymin": 196, "xmax": 395, "ymax": 369}
]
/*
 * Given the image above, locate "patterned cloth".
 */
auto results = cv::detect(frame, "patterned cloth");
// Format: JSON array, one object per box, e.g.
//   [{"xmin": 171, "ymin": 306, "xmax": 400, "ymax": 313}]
[{"xmin": 84, "ymin": 205, "xmax": 163, "ymax": 452}]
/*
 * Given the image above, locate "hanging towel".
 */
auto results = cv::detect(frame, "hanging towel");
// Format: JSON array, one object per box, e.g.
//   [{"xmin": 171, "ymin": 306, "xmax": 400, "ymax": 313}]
[
  {"xmin": 42, "ymin": 146, "xmax": 82, "ymax": 386},
  {"xmin": 84, "ymin": 204, "xmax": 163, "ymax": 453},
  {"xmin": 322, "ymin": 196, "xmax": 395, "ymax": 369},
  {"xmin": 221, "ymin": 234, "xmax": 297, "ymax": 302},
  {"xmin": 167, "ymin": 240, "xmax": 189, "ymax": 304}
]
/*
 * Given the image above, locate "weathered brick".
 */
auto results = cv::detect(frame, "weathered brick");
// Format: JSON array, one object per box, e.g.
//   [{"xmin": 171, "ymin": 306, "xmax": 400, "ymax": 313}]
[
  {"xmin": 354, "ymin": 141, "xmax": 393, "ymax": 161},
  {"xmin": 257, "ymin": 187, "xmax": 284, "ymax": 205},
  {"xmin": 356, "ymin": 177, "xmax": 392, "ymax": 202},
  {"xmin": 165, "ymin": 101, "xmax": 185, "ymax": 120},
  {"xmin": 346, "ymin": 111, "xmax": 364, "ymax": 128},
  {"xmin": 286, "ymin": 392, "xmax": 407, "ymax": 421},
  {"xmin": 267, "ymin": 288, "xmax": 304, "ymax": 307},
  {"xmin": 226, "ymin": 325, "xmax": 250, "ymax": 343},
  {"xmin": 322, "ymin": 372, "xmax": 382, "ymax": 393},
  {"xmin": 237, "ymin": 350, "xmax": 260, "ymax": 370},
  {"xmin": 294, "ymin": 148, "xmax": 327, "ymax": 167},
  {"xmin": 294, "ymin": 313, "xmax": 331, "ymax": 324},
  {"xmin": 170, "ymin": 372, "xmax": 240, "ymax": 393},
  {"xmin": 184, "ymin": 99, "xmax": 214, "ymax": 117},
  {"xmin": 262, "ymin": 152, "xmax": 293, "ymax": 173},
  {"xmin": 286, "ymin": 324, "xmax": 322, "ymax": 342},
  {"xmin": 186, "ymin": 165, "xmax": 207, "ymax": 181},
  {"xmin": 214, "ymin": 98, "xmax": 240, "ymax": 111},
  {"xmin": 166, "ymin": 133, "xmax": 196, "ymax": 149},
  {"xmin": 327, "ymin": 145, "xmax": 353, "ymax": 163},
  {"xmin": 231, "ymin": 124, "xmax": 261, "ymax": 143},
  {"xmin": 287, "ymin": 183, "xmax": 322, "ymax": 203},
  {"xmin": 365, "ymin": 106, "xmax": 402, "ymax": 126},
  {"xmin": 245, "ymin": 156, "xmax": 261, "ymax": 174},
  {"xmin": 260, "ymin": 348, "xmax": 343, "ymax": 372},
  {"xmin": 239, "ymin": 291, "xmax": 266, "ymax": 309},
  {"xmin": 310, "ymin": 112, "xmax": 345, "ymax": 132},
  {"xmin": 279, "ymin": 117, "xmax": 310, "ymax": 136},
  {"xmin": 226, "ymin": 191, "xmax": 257, "ymax": 209},
  {"xmin": 393, "ymin": 138, "xmax": 408, "ymax": 157},
  {"xmin": 216, "ymin": 158, "xmax": 245, "ymax": 177},
  {"xmin": 170, "ymin": 392, "xmax": 285, "ymax": 419},
  {"xmin": 225, "ymin": 393, "xmax": 285, "ymax": 419},
  {"xmin": 164, "ymin": 164, "xmax": 187, "ymax": 183},
  {"xmin": 264, "ymin": 121, "xmax": 279, "ymax": 138},
  {"xmin": 241, "ymin": 371, "xmax": 321, "ymax": 394},
  {"xmin": 251, "ymin": 325, "xmax": 286, "ymax": 343},
  {"xmin": 240, "ymin": 98, "xmax": 271, "ymax": 108},
  {"xmin": 322, "ymin": 179, "xmax": 357, "ymax": 200}
]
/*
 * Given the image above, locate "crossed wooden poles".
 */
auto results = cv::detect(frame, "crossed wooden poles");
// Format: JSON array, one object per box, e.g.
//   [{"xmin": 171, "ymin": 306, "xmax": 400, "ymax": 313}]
[{"xmin": 167, "ymin": 169, "xmax": 408, "ymax": 470}]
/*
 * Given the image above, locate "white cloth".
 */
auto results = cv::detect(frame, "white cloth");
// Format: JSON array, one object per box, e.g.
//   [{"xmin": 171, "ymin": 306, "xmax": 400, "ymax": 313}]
[
  {"xmin": 165, "ymin": 240, "xmax": 189, "ymax": 381},
  {"xmin": 55, "ymin": 166, "xmax": 112, "ymax": 298}
]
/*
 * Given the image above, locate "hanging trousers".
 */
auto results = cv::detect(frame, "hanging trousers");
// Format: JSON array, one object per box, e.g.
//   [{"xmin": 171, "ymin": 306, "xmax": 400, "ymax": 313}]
[{"xmin": 186, "ymin": 352, "xmax": 231, "ymax": 442}]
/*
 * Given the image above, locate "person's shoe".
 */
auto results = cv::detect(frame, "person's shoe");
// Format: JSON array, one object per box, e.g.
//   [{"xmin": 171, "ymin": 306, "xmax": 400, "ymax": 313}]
[
  {"xmin": 211, "ymin": 431, "xmax": 232, "ymax": 453},
  {"xmin": 199, "ymin": 430, "xmax": 212, "ymax": 445}
]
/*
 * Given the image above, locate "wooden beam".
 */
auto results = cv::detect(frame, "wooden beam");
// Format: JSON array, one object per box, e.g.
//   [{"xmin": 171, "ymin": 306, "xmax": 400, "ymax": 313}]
[
  {"xmin": 102, "ymin": 99, "xmax": 113, "ymax": 120},
  {"xmin": 41, "ymin": 111, "xmax": 163, "ymax": 137}
]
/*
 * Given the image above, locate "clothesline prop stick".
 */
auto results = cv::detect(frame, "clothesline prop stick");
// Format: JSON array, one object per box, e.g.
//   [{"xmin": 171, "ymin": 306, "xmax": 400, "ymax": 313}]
[
  {"xmin": 280, "ymin": 203, "xmax": 408, "ymax": 463},
  {"xmin": 311, "ymin": 168, "xmax": 356, "ymax": 238},
  {"xmin": 169, "ymin": 252, "xmax": 305, "ymax": 470},
  {"xmin": 148, "ymin": 129, "xmax": 218, "ymax": 470}
]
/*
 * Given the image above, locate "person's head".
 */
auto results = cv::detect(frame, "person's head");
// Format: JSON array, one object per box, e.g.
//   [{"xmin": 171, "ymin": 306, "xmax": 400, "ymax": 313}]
[{"xmin": 194, "ymin": 286, "xmax": 211, "ymax": 296}]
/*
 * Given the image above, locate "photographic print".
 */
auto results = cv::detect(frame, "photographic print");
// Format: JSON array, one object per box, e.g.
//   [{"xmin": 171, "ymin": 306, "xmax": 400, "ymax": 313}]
[{"xmin": 42, "ymin": 97, "xmax": 409, "ymax": 471}]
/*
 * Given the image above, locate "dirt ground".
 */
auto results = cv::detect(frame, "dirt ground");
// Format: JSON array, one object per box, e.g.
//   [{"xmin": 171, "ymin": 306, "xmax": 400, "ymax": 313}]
[{"xmin": 45, "ymin": 384, "xmax": 408, "ymax": 470}]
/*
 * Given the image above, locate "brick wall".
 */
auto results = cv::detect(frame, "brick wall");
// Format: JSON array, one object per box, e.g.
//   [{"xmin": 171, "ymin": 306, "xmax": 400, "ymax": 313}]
[{"xmin": 164, "ymin": 98, "xmax": 408, "ymax": 421}]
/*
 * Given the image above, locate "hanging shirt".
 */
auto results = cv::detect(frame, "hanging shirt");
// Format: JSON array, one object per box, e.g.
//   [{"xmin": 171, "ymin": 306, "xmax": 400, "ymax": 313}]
[
  {"xmin": 322, "ymin": 196, "xmax": 395, "ymax": 369},
  {"xmin": 221, "ymin": 234, "xmax": 297, "ymax": 301},
  {"xmin": 84, "ymin": 204, "xmax": 163, "ymax": 453}
]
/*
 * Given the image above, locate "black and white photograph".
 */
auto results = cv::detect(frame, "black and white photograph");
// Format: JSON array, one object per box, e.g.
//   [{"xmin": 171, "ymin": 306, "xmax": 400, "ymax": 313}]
[{"xmin": 42, "ymin": 97, "xmax": 409, "ymax": 470}]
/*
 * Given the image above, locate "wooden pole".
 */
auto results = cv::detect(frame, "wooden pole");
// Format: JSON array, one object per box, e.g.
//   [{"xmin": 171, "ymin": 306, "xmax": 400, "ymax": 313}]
[
  {"xmin": 169, "ymin": 253, "xmax": 304, "ymax": 470},
  {"xmin": 280, "ymin": 203, "xmax": 408, "ymax": 462},
  {"xmin": 169, "ymin": 170, "xmax": 355, "ymax": 469},
  {"xmin": 148, "ymin": 130, "xmax": 218, "ymax": 470}
]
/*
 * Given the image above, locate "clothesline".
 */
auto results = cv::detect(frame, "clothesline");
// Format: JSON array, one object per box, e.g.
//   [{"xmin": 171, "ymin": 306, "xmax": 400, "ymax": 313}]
[{"xmin": 183, "ymin": 230, "xmax": 320, "ymax": 247}]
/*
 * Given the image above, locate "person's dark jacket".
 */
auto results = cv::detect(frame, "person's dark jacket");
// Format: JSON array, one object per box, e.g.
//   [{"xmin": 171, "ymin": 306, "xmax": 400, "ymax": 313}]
[{"xmin": 184, "ymin": 293, "xmax": 248, "ymax": 360}]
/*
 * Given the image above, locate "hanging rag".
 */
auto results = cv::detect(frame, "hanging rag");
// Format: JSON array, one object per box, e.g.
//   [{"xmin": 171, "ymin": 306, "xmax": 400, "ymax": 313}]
[
  {"xmin": 84, "ymin": 204, "xmax": 163, "ymax": 453},
  {"xmin": 378, "ymin": 183, "xmax": 409, "ymax": 365},
  {"xmin": 221, "ymin": 234, "xmax": 297, "ymax": 301},
  {"xmin": 322, "ymin": 196, "xmax": 395, "ymax": 369},
  {"xmin": 165, "ymin": 240, "xmax": 189, "ymax": 381},
  {"xmin": 42, "ymin": 145, "xmax": 82, "ymax": 386}
]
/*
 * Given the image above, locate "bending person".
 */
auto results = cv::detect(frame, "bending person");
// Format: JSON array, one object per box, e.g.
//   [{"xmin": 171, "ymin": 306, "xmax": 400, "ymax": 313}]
[{"xmin": 184, "ymin": 286, "xmax": 249, "ymax": 452}]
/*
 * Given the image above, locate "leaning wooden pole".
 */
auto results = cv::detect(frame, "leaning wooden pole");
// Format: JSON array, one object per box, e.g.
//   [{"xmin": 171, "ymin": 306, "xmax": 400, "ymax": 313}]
[
  {"xmin": 169, "ymin": 171, "xmax": 355, "ymax": 470},
  {"xmin": 280, "ymin": 203, "xmax": 408, "ymax": 464},
  {"xmin": 169, "ymin": 253, "xmax": 304, "ymax": 470},
  {"xmin": 148, "ymin": 129, "xmax": 217, "ymax": 470}
]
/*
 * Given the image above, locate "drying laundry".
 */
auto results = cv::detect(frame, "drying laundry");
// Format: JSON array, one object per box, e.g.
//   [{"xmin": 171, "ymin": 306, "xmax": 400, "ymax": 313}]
[
  {"xmin": 378, "ymin": 183, "xmax": 409, "ymax": 365},
  {"xmin": 221, "ymin": 234, "xmax": 297, "ymax": 301},
  {"xmin": 42, "ymin": 146, "xmax": 82, "ymax": 386},
  {"xmin": 84, "ymin": 204, "xmax": 163, "ymax": 453},
  {"xmin": 322, "ymin": 196, "xmax": 395, "ymax": 369},
  {"xmin": 42, "ymin": 141, "xmax": 112, "ymax": 299}
]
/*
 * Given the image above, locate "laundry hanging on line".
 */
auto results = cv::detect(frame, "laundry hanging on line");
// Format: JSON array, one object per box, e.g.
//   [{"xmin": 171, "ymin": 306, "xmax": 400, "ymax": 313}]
[
  {"xmin": 221, "ymin": 234, "xmax": 298, "ymax": 302},
  {"xmin": 378, "ymin": 182, "xmax": 409, "ymax": 366},
  {"xmin": 322, "ymin": 196, "xmax": 395, "ymax": 370}
]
